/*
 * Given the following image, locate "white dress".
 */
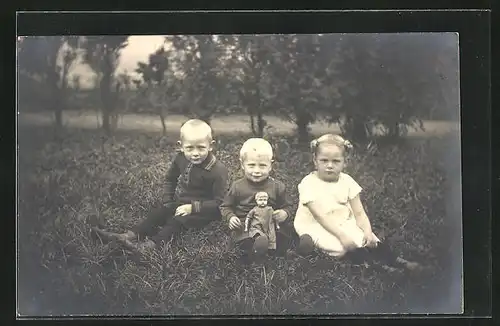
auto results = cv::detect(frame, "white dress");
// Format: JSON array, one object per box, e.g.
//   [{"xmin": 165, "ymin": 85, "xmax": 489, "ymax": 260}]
[{"xmin": 293, "ymin": 172, "xmax": 380, "ymax": 257}]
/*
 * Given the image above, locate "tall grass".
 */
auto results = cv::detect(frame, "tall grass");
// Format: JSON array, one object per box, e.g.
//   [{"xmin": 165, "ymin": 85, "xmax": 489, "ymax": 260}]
[{"xmin": 17, "ymin": 126, "xmax": 456, "ymax": 316}]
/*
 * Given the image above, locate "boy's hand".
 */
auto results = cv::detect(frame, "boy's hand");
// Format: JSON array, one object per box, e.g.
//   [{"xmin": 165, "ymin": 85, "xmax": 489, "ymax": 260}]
[
  {"xmin": 229, "ymin": 216, "xmax": 242, "ymax": 230},
  {"xmin": 272, "ymin": 210, "xmax": 288, "ymax": 224},
  {"xmin": 175, "ymin": 204, "xmax": 192, "ymax": 216}
]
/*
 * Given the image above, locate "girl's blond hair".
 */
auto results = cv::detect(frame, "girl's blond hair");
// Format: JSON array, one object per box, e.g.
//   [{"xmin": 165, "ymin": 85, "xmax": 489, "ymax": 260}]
[{"xmin": 310, "ymin": 134, "xmax": 353, "ymax": 155}]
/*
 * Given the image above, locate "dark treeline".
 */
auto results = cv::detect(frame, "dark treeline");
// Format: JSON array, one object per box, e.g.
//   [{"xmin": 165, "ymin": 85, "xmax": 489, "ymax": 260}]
[{"xmin": 17, "ymin": 34, "xmax": 459, "ymax": 142}]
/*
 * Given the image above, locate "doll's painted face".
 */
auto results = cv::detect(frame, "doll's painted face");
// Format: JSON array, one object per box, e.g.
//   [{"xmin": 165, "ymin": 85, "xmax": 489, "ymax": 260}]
[{"xmin": 255, "ymin": 192, "xmax": 269, "ymax": 207}]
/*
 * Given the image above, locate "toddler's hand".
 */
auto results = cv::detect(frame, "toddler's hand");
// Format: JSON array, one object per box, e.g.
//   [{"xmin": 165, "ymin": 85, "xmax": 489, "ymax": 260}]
[
  {"xmin": 272, "ymin": 210, "xmax": 288, "ymax": 223},
  {"xmin": 175, "ymin": 204, "xmax": 192, "ymax": 216},
  {"xmin": 229, "ymin": 216, "xmax": 242, "ymax": 230}
]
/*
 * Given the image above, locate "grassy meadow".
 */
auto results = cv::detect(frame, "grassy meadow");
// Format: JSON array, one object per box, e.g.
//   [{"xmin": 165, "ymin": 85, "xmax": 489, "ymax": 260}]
[{"xmin": 17, "ymin": 122, "xmax": 460, "ymax": 316}]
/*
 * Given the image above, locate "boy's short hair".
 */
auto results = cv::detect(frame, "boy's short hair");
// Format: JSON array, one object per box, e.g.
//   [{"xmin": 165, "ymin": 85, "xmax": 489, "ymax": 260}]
[
  {"xmin": 240, "ymin": 138, "xmax": 273, "ymax": 161},
  {"xmin": 180, "ymin": 119, "xmax": 213, "ymax": 141},
  {"xmin": 255, "ymin": 191, "xmax": 269, "ymax": 200}
]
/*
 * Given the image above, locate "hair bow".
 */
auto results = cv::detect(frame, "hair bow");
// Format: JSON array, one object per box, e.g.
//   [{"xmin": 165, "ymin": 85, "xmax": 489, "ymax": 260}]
[{"xmin": 344, "ymin": 139, "xmax": 353, "ymax": 149}]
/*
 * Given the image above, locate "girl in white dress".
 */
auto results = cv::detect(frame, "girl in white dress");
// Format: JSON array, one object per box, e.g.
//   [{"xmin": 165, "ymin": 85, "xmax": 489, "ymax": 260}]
[{"xmin": 293, "ymin": 134, "xmax": 422, "ymax": 271}]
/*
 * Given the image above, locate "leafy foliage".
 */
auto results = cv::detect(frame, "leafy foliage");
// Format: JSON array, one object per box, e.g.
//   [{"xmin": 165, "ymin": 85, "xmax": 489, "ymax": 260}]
[
  {"xmin": 134, "ymin": 46, "xmax": 179, "ymax": 135},
  {"xmin": 328, "ymin": 33, "xmax": 459, "ymax": 142},
  {"xmin": 17, "ymin": 36, "xmax": 81, "ymax": 128},
  {"xmin": 81, "ymin": 36, "xmax": 129, "ymax": 135},
  {"xmin": 19, "ymin": 34, "xmax": 459, "ymax": 143}
]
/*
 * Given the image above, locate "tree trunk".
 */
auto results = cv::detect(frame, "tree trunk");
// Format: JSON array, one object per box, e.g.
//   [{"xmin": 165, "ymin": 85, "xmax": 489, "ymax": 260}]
[
  {"xmin": 254, "ymin": 87, "xmax": 265, "ymax": 137},
  {"xmin": 54, "ymin": 107, "xmax": 63, "ymax": 130},
  {"xmin": 101, "ymin": 54, "xmax": 113, "ymax": 136},
  {"xmin": 389, "ymin": 121, "xmax": 400, "ymax": 139},
  {"xmin": 249, "ymin": 113, "xmax": 256, "ymax": 135},
  {"xmin": 159, "ymin": 108, "xmax": 167, "ymax": 136},
  {"xmin": 295, "ymin": 109, "xmax": 311, "ymax": 145},
  {"xmin": 102, "ymin": 110, "xmax": 111, "ymax": 135},
  {"xmin": 257, "ymin": 111, "xmax": 265, "ymax": 137},
  {"xmin": 197, "ymin": 103, "xmax": 212, "ymax": 125},
  {"xmin": 344, "ymin": 115, "xmax": 369, "ymax": 143},
  {"xmin": 100, "ymin": 83, "xmax": 112, "ymax": 136}
]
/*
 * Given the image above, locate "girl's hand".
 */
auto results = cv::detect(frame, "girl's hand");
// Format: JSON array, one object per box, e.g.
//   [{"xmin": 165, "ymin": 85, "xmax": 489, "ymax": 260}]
[
  {"xmin": 362, "ymin": 232, "xmax": 378, "ymax": 248},
  {"xmin": 229, "ymin": 216, "xmax": 242, "ymax": 230}
]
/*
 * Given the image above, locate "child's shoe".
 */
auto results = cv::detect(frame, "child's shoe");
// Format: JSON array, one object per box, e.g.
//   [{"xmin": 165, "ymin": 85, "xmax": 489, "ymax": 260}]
[
  {"xmin": 122, "ymin": 239, "xmax": 156, "ymax": 255},
  {"xmin": 252, "ymin": 235, "xmax": 269, "ymax": 257},
  {"xmin": 112, "ymin": 230, "xmax": 137, "ymax": 242},
  {"xmin": 395, "ymin": 257, "xmax": 427, "ymax": 273},
  {"xmin": 297, "ymin": 234, "xmax": 315, "ymax": 257}
]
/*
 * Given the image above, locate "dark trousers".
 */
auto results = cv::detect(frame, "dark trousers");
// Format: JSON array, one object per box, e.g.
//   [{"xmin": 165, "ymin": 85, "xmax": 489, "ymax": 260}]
[
  {"xmin": 132, "ymin": 202, "xmax": 217, "ymax": 245},
  {"xmin": 343, "ymin": 242, "xmax": 400, "ymax": 266}
]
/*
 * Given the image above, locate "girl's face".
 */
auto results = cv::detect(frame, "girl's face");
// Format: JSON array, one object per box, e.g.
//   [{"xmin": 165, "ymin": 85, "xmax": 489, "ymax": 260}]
[{"xmin": 314, "ymin": 143, "xmax": 345, "ymax": 182}]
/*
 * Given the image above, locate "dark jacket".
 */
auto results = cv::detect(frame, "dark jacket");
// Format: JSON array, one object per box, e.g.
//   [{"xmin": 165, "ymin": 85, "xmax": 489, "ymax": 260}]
[{"xmin": 164, "ymin": 152, "xmax": 229, "ymax": 215}]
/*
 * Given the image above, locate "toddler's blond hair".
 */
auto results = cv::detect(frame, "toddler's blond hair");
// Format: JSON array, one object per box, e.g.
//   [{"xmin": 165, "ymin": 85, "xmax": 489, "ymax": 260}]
[{"xmin": 239, "ymin": 138, "xmax": 273, "ymax": 161}]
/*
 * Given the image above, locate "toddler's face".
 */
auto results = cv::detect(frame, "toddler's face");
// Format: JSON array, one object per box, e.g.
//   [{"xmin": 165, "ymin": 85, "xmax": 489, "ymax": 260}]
[
  {"xmin": 256, "ymin": 197, "xmax": 268, "ymax": 207},
  {"xmin": 179, "ymin": 132, "xmax": 213, "ymax": 165},
  {"xmin": 241, "ymin": 152, "xmax": 272, "ymax": 183},
  {"xmin": 314, "ymin": 144, "xmax": 345, "ymax": 182}
]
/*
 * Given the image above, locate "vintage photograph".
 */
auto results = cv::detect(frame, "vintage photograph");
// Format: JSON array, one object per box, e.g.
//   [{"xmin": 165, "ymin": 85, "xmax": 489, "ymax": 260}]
[{"xmin": 17, "ymin": 33, "xmax": 462, "ymax": 315}]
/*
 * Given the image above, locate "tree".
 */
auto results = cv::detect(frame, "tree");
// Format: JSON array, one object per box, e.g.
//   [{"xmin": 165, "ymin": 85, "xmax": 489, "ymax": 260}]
[
  {"xmin": 82, "ymin": 36, "xmax": 129, "ymax": 135},
  {"xmin": 224, "ymin": 35, "xmax": 273, "ymax": 137},
  {"xmin": 17, "ymin": 36, "xmax": 80, "ymax": 131},
  {"xmin": 263, "ymin": 34, "xmax": 340, "ymax": 144},
  {"xmin": 134, "ymin": 46, "xmax": 176, "ymax": 135},
  {"xmin": 327, "ymin": 33, "xmax": 458, "ymax": 142},
  {"xmin": 168, "ymin": 35, "xmax": 229, "ymax": 124}
]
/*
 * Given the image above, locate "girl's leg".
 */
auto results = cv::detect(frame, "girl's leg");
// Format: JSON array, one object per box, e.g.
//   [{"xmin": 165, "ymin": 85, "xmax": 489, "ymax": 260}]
[
  {"xmin": 343, "ymin": 247, "xmax": 371, "ymax": 265},
  {"xmin": 297, "ymin": 234, "xmax": 315, "ymax": 256},
  {"xmin": 368, "ymin": 242, "xmax": 422, "ymax": 270}
]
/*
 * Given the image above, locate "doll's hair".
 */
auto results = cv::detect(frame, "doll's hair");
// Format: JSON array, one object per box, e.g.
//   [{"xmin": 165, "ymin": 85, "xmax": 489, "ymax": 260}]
[
  {"xmin": 255, "ymin": 191, "xmax": 269, "ymax": 200},
  {"xmin": 310, "ymin": 134, "xmax": 353, "ymax": 156}
]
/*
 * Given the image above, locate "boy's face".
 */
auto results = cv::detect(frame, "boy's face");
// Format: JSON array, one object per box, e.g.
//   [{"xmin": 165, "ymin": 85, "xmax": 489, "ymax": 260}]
[
  {"xmin": 256, "ymin": 197, "xmax": 268, "ymax": 207},
  {"xmin": 179, "ymin": 133, "xmax": 213, "ymax": 165},
  {"xmin": 241, "ymin": 151, "xmax": 272, "ymax": 183}
]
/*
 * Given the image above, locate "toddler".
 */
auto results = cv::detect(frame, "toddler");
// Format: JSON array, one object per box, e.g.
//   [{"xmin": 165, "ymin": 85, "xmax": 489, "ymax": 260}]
[
  {"xmin": 220, "ymin": 138, "xmax": 293, "ymax": 258},
  {"xmin": 293, "ymin": 134, "xmax": 422, "ymax": 271}
]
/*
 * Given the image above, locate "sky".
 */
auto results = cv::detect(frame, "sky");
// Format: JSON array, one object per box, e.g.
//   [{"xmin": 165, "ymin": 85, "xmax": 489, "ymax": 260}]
[{"xmin": 70, "ymin": 35, "xmax": 166, "ymax": 88}]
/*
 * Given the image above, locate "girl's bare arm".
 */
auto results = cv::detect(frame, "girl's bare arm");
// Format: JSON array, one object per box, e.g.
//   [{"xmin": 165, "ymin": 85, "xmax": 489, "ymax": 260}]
[{"xmin": 350, "ymin": 194, "xmax": 373, "ymax": 235}]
